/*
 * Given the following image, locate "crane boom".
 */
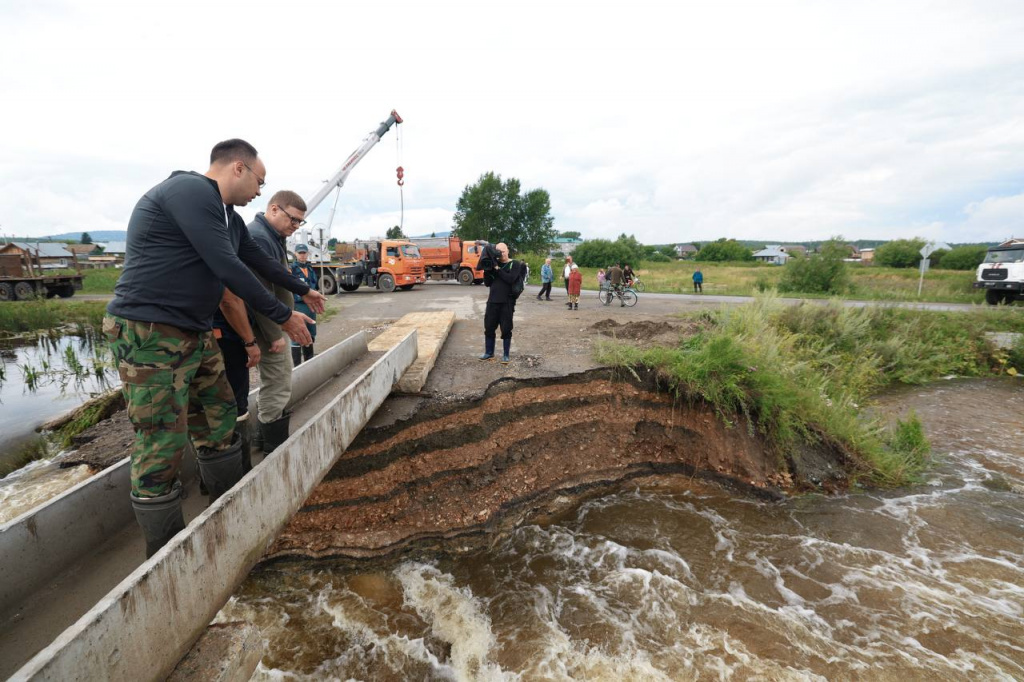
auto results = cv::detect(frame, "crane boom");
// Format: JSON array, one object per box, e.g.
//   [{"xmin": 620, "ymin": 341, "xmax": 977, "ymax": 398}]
[{"xmin": 305, "ymin": 109, "xmax": 403, "ymax": 216}]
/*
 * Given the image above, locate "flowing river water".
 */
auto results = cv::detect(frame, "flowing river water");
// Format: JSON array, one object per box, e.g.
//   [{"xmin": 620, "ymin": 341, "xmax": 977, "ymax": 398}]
[{"xmin": 216, "ymin": 378, "xmax": 1024, "ymax": 680}]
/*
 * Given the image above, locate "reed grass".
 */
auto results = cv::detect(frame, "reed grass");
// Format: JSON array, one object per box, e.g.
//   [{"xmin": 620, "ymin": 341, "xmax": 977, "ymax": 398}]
[
  {"xmin": 0, "ymin": 300, "xmax": 107, "ymax": 336},
  {"xmin": 595, "ymin": 294, "xmax": 1021, "ymax": 486}
]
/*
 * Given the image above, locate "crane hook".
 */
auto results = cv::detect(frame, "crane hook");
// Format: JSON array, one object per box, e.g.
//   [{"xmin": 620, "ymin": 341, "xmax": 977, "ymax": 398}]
[{"xmin": 396, "ymin": 166, "xmax": 405, "ymax": 186}]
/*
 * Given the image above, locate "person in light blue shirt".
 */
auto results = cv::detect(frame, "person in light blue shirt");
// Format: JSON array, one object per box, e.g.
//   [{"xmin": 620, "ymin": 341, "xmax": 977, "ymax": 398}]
[
  {"xmin": 693, "ymin": 269, "xmax": 703, "ymax": 293},
  {"xmin": 537, "ymin": 257, "xmax": 553, "ymax": 301}
]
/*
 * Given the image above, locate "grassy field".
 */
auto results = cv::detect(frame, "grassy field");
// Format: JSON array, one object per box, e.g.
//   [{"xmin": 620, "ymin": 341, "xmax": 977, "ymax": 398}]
[
  {"xmin": 596, "ymin": 296, "xmax": 1024, "ymax": 486},
  {"xmin": 522, "ymin": 257, "xmax": 990, "ymax": 304},
  {"xmin": 0, "ymin": 300, "xmax": 108, "ymax": 337},
  {"xmin": 79, "ymin": 267, "xmax": 121, "ymax": 293}
]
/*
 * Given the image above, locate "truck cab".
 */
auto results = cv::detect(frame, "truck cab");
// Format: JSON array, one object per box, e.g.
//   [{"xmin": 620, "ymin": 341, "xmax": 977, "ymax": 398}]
[
  {"xmin": 974, "ymin": 239, "xmax": 1024, "ymax": 305},
  {"xmin": 460, "ymin": 241, "xmax": 486, "ymax": 284},
  {"xmin": 329, "ymin": 238, "xmax": 425, "ymax": 293}
]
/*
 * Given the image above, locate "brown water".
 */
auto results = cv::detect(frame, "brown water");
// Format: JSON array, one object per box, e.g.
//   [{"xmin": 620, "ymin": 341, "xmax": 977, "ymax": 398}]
[{"xmin": 219, "ymin": 378, "xmax": 1024, "ymax": 680}]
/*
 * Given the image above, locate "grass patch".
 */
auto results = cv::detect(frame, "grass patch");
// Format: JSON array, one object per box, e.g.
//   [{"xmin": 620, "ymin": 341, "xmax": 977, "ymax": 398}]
[
  {"xmin": 0, "ymin": 300, "xmax": 108, "ymax": 336},
  {"xmin": 595, "ymin": 295, "xmax": 1022, "ymax": 486},
  {"xmin": 80, "ymin": 268, "xmax": 122, "ymax": 294}
]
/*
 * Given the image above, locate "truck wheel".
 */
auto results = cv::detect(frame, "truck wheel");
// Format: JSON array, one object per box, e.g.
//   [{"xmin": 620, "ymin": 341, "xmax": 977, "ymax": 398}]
[
  {"xmin": 340, "ymin": 283, "xmax": 360, "ymax": 292},
  {"xmin": 378, "ymin": 274, "xmax": 396, "ymax": 293},
  {"xmin": 0, "ymin": 282, "xmax": 13, "ymax": 301},
  {"xmin": 58, "ymin": 284, "xmax": 75, "ymax": 298},
  {"xmin": 320, "ymin": 272, "xmax": 337, "ymax": 294},
  {"xmin": 985, "ymin": 290, "xmax": 1003, "ymax": 305},
  {"xmin": 14, "ymin": 281, "xmax": 37, "ymax": 300},
  {"xmin": 457, "ymin": 269, "xmax": 474, "ymax": 285}
]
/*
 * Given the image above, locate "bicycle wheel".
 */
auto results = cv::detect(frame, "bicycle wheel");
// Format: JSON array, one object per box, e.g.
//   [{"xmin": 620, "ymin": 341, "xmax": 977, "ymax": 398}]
[
  {"xmin": 621, "ymin": 289, "xmax": 638, "ymax": 307},
  {"xmin": 599, "ymin": 289, "xmax": 611, "ymax": 305},
  {"xmin": 634, "ymin": 280, "xmax": 645, "ymax": 292}
]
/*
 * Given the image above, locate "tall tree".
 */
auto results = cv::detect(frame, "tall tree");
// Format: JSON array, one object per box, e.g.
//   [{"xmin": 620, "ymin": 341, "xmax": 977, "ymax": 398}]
[
  {"xmin": 452, "ymin": 172, "xmax": 555, "ymax": 253},
  {"xmin": 80, "ymin": 232, "xmax": 92, "ymax": 244},
  {"xmin": 386, "ymin": 225, "xmax": 405, "ymax": 239}
]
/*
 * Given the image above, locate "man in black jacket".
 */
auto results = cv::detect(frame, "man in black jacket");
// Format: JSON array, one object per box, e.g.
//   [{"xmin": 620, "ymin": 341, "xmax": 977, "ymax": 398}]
[
  {"xmin": 480, "ymin": 242, "xmax": 524, "ymax": 365},
  {"xmin": 104, "ymin": 138, "xmax": 318, "ymax": 556}
]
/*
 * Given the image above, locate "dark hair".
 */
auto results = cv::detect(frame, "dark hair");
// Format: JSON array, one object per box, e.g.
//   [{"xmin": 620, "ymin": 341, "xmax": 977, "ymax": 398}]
[
  {"xmin": 269, "ymin": 190, "xmax": 307, "ymax": 212},
  {"xmin": 210, "ymin": 139, "xmax": 258, "ymax": 165}
]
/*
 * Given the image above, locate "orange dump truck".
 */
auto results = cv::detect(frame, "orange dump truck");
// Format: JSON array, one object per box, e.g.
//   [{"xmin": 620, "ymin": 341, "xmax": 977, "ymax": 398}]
[{"xmin": 411, "ymin": 237, "xmax": 486, "ymax": 285}]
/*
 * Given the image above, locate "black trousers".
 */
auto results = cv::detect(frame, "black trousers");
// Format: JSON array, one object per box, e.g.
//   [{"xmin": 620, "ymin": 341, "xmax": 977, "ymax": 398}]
[
  {"xmin": 538, "ymin": 282, "xmax": 552, "ymax": 299},
  {"xmin": 484, "ymin": 301, "xmax": 514, "ymax": 340},
  {"xmin": 216, "ymin": 336, "xmax": 250, "ymax": 416}
]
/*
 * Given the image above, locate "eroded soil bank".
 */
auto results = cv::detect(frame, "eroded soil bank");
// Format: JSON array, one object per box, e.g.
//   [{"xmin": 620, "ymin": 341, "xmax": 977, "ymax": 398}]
[{"xmin": 266, "ymin": 368, "xmax": 848, "ymax": 563}]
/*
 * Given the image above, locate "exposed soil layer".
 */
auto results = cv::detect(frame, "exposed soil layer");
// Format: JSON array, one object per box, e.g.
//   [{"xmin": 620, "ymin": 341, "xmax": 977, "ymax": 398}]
[
  {"xmin": 55, "ymin": 410, "xmax": 135, "ymax": 470},
  {"xmin": 266, "ymin": 368, "xmax": 848, "ymax": 564},
  {"xmin": 590, "ymin": 319, "xmax": 684, "ymax": 341}
]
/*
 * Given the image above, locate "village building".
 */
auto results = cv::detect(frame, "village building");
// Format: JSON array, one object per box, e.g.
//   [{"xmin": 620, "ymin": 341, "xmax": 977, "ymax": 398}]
[{"xmin": 0, "ymin": 242, "xmax": 76, "ymax": 270}]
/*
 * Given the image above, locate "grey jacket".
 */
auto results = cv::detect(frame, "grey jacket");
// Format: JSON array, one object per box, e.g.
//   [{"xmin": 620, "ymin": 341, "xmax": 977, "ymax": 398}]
[{"xmin": 248, "ymin": 213, "xmax": 296, "ymax": 344}]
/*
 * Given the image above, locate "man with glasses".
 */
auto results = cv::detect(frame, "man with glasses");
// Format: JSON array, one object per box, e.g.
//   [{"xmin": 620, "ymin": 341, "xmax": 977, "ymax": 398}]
[
  {"xmin": 246, "ymin": 190, "xmax": 312, "ymax": 454},
  {"xmin": 105, "ymin": 139, "xmax": 319, "ymax": 557}
]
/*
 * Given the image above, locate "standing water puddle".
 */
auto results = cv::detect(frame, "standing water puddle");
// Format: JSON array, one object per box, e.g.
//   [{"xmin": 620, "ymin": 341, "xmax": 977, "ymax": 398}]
[
  {"xmin": 220, "ymin": 377, "xmax": 1021, "ymax": 679},
  {"xmin": 0, "ymin": 332, "xmax": 117, "ymax": 523}
]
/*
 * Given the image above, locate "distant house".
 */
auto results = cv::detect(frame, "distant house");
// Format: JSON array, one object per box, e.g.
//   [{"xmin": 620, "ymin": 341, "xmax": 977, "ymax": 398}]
[
  {"xmin": 859, "ymin": 248, "xmax": 875, "ymax": 264},
  {"xmin": 551, "ymin": 237, "xmax": 584, "ymax": 255},
  {"xmin": 779, "ymin": 245, "xmax": 807, "ymax": 257},
  {"xmin": 0, "ymin": 242, "xmax": 75, "ymax": 270},
  {"xmin": 674, "ymin": 243, "xmax": 698, "ymax": 258},
  {"xmin": 95, "ymin": 241, "xmax": 128, "ymax": 258},
  {"xmin": 752, "ymin": 245, "xmax": 790, "ymax": 265}
]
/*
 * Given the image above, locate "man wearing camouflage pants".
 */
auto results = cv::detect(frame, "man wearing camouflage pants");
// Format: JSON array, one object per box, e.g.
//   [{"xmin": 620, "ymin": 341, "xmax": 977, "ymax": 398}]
[{"xmin": 105, "ymin": 139, "xmax": 316, "ymax": 557}]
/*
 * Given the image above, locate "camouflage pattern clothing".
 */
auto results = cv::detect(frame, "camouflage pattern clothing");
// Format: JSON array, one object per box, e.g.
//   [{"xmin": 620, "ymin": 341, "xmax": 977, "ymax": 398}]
[{"xmin": 104, "ymin": 314, "xmax": 237, "ymax": 497}]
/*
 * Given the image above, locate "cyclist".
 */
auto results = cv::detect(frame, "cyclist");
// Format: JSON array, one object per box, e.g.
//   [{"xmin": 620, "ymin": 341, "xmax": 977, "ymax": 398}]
[
  {"xmin": 606, "ymin": 263, "xmax": 625, "ymax": 306},
  {"xmin": 623, "ymin": 263, "xmax": 635, "ymax": 287}
]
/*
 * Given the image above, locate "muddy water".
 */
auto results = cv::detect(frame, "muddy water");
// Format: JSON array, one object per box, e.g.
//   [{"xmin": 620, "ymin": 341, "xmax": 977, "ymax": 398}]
[
  {"xmin": 220, "ymin": 378, "xmax": 1024, "ymax": 680},
  {"xmin": 0, "ymin": 333, "xmax": 117, "ymax": 468}
]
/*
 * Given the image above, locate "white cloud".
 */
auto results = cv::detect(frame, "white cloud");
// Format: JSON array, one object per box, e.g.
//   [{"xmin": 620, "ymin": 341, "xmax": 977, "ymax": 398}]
[{"xmin": 1, "ymin": 0, "xmax": 1023, "ymax": 246}]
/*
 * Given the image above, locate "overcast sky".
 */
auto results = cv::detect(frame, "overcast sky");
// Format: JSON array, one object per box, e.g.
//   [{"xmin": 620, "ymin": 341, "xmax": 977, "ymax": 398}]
[{"xmin": 1, "ymin": 0, "xmax": 1023, "ymax": 246}]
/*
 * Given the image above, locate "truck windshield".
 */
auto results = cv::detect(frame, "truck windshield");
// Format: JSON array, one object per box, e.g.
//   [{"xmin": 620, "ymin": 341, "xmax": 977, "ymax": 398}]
[
  {"xmin": 984, "ymin": 249, "xmax": 1024, "ymax": 264},
  {"xmin": 402, "ymin": 245, "xmax": 421, "ymax": 258}
]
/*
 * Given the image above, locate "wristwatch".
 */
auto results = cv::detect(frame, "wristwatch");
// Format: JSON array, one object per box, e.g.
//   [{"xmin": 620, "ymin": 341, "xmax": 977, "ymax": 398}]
[{"xmin": 243, "ymin": 338, "xmax": 257, "ymax": 348}]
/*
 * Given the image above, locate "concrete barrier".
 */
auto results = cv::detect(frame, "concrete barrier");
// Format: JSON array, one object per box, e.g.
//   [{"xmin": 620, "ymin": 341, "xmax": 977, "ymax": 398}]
[
  {"xmin": 0, "ymin": 331, "xmax": 368, "ymax": 618},
  {"xmin": 11, "ymin": 329, "xmax": 416, "ymax": 681}
]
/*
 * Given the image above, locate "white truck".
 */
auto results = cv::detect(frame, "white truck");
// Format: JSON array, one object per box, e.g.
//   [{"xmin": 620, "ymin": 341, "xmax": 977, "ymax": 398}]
[{"xmin": 974, "ymin": 238, "xmax": 1024, "ymax": 305}]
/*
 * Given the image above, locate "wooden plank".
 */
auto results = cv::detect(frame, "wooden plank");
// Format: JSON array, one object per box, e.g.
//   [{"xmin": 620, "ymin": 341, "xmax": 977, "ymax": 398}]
[{"xmin": 368, "ymin": 311, "xmax": 455, "ymax": 392}]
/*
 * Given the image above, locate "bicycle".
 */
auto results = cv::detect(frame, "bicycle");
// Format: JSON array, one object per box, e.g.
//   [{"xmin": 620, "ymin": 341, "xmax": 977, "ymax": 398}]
[
  {"xmin": 599, "ymin": 285, "xmax": 638, "ymax": 307},
  {"xmin": 626, "ymin": 277, "xmax": 645, "ymax": 292}
]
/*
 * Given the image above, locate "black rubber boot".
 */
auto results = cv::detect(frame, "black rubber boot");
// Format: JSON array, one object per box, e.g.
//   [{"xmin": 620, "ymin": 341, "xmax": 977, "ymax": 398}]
[
  {"xmin": 259, "ymin": 411, "xmax": 292, "ymax": 454},
  {"xmin": 291, "ymin": 346, "xmax": 302, "ymax": 367},
  {"xmin": 197, "ymin": 434, "xmax": 244, "ymax": 504},
  {"xmin": 302, "ymin": 345, "xmax": 314, "ymax": 362},
  {"xmin": 237, "ymin": 412, "xmax": 253, "ymax": 473},
  {"xmin": 131, "ymin": 482, "xmax": 186, "ymax": 558},
  {"xmin": 479, "ymin": 336, "xmax": 495, "ymax": 360}
]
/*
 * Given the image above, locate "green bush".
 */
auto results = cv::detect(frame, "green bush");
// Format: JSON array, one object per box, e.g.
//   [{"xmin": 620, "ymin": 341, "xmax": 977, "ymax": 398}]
[
  {"xmin": 694, "ymin": 238, "xmax": 754, "ymax": 262},
  {"xmin": 937, "ymin": 245, "xmax": 987, "ymax": 270},
  {"xmin": 572, "ymin": 237, "xmax": 643, "ymax": 268},
  {"xmin": 875, "ymin": 238, "xmax": 925, "ymax": 268},
  {"xmin": 778, "ymin": 238, "xmax": 850, "ymax": 294}
]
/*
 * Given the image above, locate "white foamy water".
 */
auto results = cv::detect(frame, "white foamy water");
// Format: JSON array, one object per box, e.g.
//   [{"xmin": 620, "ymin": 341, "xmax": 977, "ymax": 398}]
[
  {"xmin": 222, "ymin": 378, "xmax": 1024, "ymax": 680},
  {"xmin": 0, "ymin": 458, "xmax": 94, "ymax": 525}
]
